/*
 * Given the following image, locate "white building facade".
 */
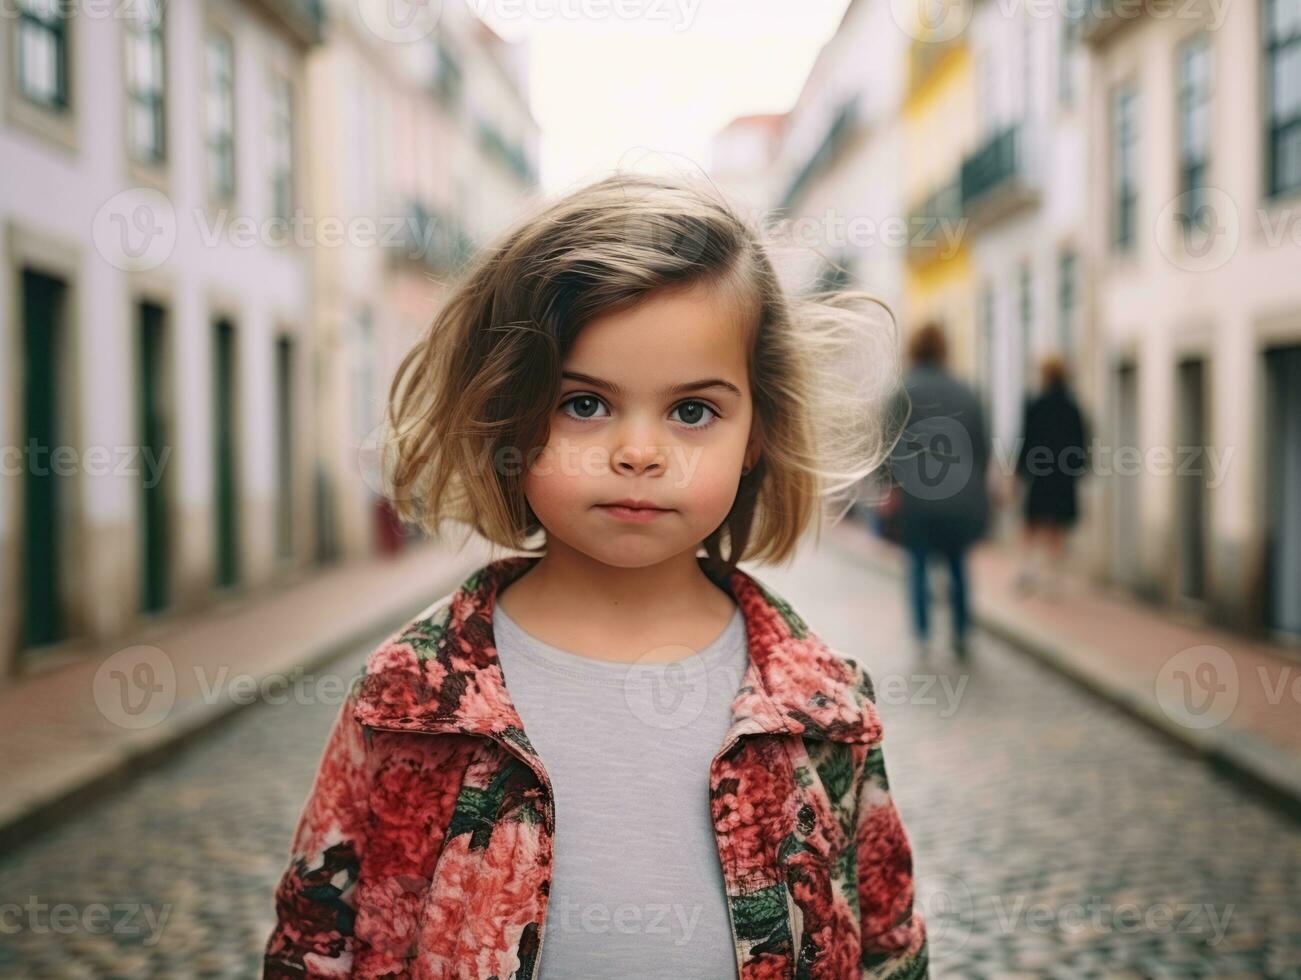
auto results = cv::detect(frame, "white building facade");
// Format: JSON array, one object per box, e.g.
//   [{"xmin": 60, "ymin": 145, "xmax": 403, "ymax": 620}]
[
  {"xmin": 1, "ymin": 0, "xmax": 323, "ymax": 681},
  {"xmin": 1083, "ymin": 0, "xmax": 1301, "ymax": 637},
  {"xmin": 306, "ymin": 0, "xmax": 540, "ymax": 561},
  {"xmin": 964, "ymin": 0, "xmax": 1093, "ymax": 506},
  {"xmin": 764, "ymin": 0, "xmax": 911, "ymax": 313}
]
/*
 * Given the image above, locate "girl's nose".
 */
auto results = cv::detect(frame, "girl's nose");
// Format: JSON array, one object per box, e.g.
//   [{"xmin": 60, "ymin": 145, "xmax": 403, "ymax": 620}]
[{"xmin": 612, "ymin": 441, "xmax": 667, "ymax": 475}]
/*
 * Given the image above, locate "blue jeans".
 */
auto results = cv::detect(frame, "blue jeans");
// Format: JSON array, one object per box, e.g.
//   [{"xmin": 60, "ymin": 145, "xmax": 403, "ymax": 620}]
[{"xmin": 906, "ymin": 539, "xmax": 969, "ymax": 644}]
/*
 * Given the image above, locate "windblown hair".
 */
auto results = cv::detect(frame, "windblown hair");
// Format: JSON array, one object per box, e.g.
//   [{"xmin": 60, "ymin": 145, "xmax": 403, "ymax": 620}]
[{"xmin": 381, "ymin": 170, "xmax": 905, "ymax": 569}]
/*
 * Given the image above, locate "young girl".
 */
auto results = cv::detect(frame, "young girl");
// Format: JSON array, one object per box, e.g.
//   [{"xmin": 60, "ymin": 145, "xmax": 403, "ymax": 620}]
[{"xmin": 264, "ymin": 173, "xmax": 929, "ymax": 979}]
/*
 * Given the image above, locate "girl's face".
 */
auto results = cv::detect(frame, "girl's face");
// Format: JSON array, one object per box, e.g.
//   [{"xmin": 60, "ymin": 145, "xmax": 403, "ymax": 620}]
[{"xmin": 522, "ymin": 281, "xmax": 760, "ymax": 569}]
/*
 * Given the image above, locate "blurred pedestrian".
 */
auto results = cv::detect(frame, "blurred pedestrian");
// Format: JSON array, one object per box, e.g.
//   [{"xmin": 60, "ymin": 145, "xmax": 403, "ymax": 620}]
[
  {"xmin": 889, "ymin": 322, "xmax": 990, "ymax": 661},
  {"xmin": 1014, "ymin": 354, "xmax": 1089, "ymax": 598}
]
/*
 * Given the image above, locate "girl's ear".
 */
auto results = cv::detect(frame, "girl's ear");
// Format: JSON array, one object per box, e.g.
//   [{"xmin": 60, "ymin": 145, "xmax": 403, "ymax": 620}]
[{"xmin": 743, "ymin": 431, "xmax": 763, "ymax": 473}]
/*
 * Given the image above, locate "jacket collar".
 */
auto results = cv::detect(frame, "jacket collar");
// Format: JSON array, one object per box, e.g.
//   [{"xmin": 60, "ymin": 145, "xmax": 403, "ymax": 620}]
[{"xmin": 353, "ymin": 554, "xmax": 883, "ymax": 748}]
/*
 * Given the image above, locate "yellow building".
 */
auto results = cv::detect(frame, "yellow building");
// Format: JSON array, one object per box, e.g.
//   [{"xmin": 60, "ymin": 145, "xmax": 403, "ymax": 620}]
[{"xmin": 900, "ymin": 0, "xmax": 977, "ymax": 376}]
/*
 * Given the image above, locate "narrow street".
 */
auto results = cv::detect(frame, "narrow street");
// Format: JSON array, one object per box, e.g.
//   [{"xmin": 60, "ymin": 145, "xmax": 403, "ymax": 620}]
[{"xmin": 1, "ymin": 541, "xmax": 1298, "ymax": 978}]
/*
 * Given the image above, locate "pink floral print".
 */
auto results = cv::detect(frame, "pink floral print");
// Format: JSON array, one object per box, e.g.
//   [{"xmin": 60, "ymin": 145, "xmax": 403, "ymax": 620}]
[{"xmin": 264, "ymin": 554, "xmax": 928, "ymax": 979}]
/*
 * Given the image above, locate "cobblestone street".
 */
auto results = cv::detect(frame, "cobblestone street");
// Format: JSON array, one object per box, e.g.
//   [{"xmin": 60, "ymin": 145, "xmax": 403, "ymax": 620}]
[{"xmin": 1, "ymin": 543, "xmax": 1298, "ymax": 978}]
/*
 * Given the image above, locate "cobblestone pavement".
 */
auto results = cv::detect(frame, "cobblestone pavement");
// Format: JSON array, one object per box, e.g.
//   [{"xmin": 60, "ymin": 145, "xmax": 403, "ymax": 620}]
[{"xmin": 1, "ymin": 544, "xmax": 1298, "ymax": 978}]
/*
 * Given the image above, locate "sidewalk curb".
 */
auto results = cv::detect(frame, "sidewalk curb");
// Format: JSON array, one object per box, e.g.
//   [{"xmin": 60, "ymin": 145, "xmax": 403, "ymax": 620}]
[
  {"xmin": 829, "ymin": 533, "xmax": 1301, "ymax": 821},
  {"xmin": 0, "ymin": 560, "xmax": 478, "ymax": 854}
]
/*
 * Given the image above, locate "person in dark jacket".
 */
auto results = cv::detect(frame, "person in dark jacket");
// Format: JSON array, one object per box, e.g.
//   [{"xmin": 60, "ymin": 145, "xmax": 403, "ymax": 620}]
[
  {"xmin": 887, "ymin": 322, "xmax": 990, "ymax": 660},
  {"xmin": 1014, "ymin": 354, "xmax": 1089, "ymax": 597}
]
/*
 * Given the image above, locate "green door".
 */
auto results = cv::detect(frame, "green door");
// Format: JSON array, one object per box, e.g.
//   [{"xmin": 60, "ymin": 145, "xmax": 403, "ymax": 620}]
[
  {"xmin": 21, "ymin": 269, "xmax": 67, "ymax": 649},
  {"xmin": 139, "ymin": 302, "xmax": 170, "ymax": 612},
  {"xmin": 213, "ymin": 319, "xmax": 240, "ymax": 588},
  {"xmin": 275, "ymin": 336, "xmax": 294, "ymax": 559},
  {"xmin": 1266, "ymin": 346, "xmax": 1301, "ymax": 635}
]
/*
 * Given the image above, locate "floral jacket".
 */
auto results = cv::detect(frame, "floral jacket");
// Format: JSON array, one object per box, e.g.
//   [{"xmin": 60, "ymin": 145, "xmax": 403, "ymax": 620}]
[{"xmin": 263, "ymin": 554, "xmax": 929, "ymax": 979}]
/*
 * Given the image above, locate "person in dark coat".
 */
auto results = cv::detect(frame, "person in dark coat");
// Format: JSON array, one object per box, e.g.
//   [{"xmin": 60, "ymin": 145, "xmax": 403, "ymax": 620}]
[
  {"xmin": 887, "ymin": 322, "xmax": 990, "ymax": 660},
  {"xmin": 1014, "ymin": 354, "xmax": 1089, "ymax": 597}
]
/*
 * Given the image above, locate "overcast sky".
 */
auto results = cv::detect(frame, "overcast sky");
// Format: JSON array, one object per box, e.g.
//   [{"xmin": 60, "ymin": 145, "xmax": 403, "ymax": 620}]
[{"xmin": 475, "ymin": 0, "xmax": 854, "ymax": 193}]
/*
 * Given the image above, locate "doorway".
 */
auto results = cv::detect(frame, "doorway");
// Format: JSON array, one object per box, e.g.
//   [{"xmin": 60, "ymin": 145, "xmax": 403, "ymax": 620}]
[
  {"xmin": 1112, "ymin": 360, "xmax": 1141, "ymax": 587},
  {"xmin": 139, "ymin": 301, "xmax": 171, "ymax": 612},
  {"xmin": 1265, "ymin": 345, "xmax": 1301, "ymax": 636},
  {"xmin": 20, "ymin": 268, "xmax": 70, "ymax": 649},
  {"xmin": 213, "ymin": 318, "xmax": 240, "ymax": 589},
  {"xmin": 1175, "ymin": 358, "xmax": 1208, "ymax": 602}
]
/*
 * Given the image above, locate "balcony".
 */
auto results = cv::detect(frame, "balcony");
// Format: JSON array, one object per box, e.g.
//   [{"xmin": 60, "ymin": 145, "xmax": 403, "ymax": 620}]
[
  {"xmin": 250, "ymin": 0, "xmax": 325, "ymax": 45},
  {"xmin": 387, "ymin": 200, "xmax": 476, "ymax": 273},
  {"xmin": 1078, "ymin": 0, "xmax": 1151, "ymax": 45},
  {"xmin": 780, "ymin": 97, "xmax": 860, "ymax": 210},
  {"xmin": 959, "ymin": 122, "xmax": 1040, "ymax": 231},
  {"xmin": 906, "ymin": 177, "xmax": 965, "ymax": 267}
]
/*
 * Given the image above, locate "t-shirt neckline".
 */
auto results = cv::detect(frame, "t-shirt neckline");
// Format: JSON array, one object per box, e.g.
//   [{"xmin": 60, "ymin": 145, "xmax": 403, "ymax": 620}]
[{"xmin": 491, "ymin": 601, "xmax": 746, "ymax": 685}]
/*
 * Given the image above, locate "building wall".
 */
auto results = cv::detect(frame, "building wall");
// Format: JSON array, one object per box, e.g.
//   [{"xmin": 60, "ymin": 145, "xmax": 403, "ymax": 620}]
[
  {"xmin": 902, "ymin": 27, "xmax": 977, "ymax": 376},
  {"xmin": 1, "ymin": 0, "xmax": 319, "ymax": 682},
  {"xmin": 966, "ymin": 0, "xmax": 1091, "ymax": 488},
  {"xmin": 306, "ymin": 0, "xmax": 540, "ymax": 563},
  {"xmin": 1085, "ymin": 0, "xmax": 1301, "ymax": 630},
  {"xmin": 766, "ymin": 0, "xmax": 910, "ymax": 317}
]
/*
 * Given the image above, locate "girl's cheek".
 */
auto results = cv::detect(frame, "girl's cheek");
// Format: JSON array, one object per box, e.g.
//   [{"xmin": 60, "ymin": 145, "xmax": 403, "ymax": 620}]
[
  {"xmin": 525, "ymin": 440, "xmax": 586, "ymax": 489},
  {"xmin": 681, "ymin": 460, "xmax": 746, "ymax": 511}
]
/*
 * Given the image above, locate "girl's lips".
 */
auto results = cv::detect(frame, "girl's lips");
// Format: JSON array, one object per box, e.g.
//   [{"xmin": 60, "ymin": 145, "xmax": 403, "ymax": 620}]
[{"xmin": 595, "ymin": 504, "xmax": 672, "ymax": 523}]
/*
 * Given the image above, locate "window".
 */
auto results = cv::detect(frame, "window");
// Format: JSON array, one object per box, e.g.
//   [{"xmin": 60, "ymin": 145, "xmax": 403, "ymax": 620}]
[
  {"xmin": 1111, "ymin": 82, "xmax": 1139, "ymax": 251},
  {"xmin": 1176, "ymin": 34, "xmax": 1212, "ymax": 233},
  {"xmin": 1059, "ymin": 0, "xmax": 1084, "ymax": 107},
  {"xmin": 268, "ymin": 74, "xmax": 295, "ymax": 221},
  {"xmin": 126, "ymin": 0, "xmax": 167, "ymax": 164},
  {"xmin": 17, "ymin": 0, "xmax": 69, "ymax": 108},
  {"xmin": 1058, "ymin": 248, "xmax": 1078, "ymax": 361},
  {"xmin": 205, "ymin": 32, "xmax": 236, "ymax": 200},
  {"xmin": 1264, "ymin": 0, "xmax": 1301, "ymax": 197}
]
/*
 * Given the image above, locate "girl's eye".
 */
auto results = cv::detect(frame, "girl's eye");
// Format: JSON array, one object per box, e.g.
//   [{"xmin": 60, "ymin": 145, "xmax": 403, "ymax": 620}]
[
  {"xmin": 671, "ymin": 400, "xmax": 719, "ymax": 429},
  {"xmin": 560, "ymin": 394, "xmax": 609, "ymax": 421}
]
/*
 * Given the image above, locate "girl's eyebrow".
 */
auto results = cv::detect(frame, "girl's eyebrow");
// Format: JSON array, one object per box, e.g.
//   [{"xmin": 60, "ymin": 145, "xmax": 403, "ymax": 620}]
[{"xmin": 561, "ymin": 371, "xmax": 742, "ymax": 398}]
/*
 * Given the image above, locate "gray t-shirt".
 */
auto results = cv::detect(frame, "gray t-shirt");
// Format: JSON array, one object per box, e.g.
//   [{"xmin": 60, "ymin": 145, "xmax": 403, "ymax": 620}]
[{"xmin": 492, "ymin": 599, "xmax": 749, "ymax": 980}]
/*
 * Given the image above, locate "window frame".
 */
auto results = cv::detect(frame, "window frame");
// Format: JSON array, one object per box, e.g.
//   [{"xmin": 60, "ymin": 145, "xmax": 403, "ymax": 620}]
[
  {"xmin": 1175, "ymin": 32, "xmax": 1213, "ymax": 236},
  {"xmin": 267, "ymin": 71, "xmax": 296, "ymax": 223},
  {"xmin": 1110, "ymin": 81, "xmax": 1140, "ymax": 252},
  {"xmin": 1263, "ymin": 0, "xmax": 1301, "ymax": 199},
  {"xmin": 204, "ymin": 29, "xmax": 238, "ymax": 204},
  {"xmin": 17, "ymin": 0, "xmax": 69, "ymax": 109},
  {"xmin": 125, "ymin": 0, "xmax": 168, "ymax": 166}
]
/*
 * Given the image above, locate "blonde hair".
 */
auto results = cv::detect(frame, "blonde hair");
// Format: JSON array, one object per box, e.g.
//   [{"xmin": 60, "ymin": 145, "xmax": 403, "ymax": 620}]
[{"xmin": 381, "ymin": 171, "xmax": 904, "ymax": 570}]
